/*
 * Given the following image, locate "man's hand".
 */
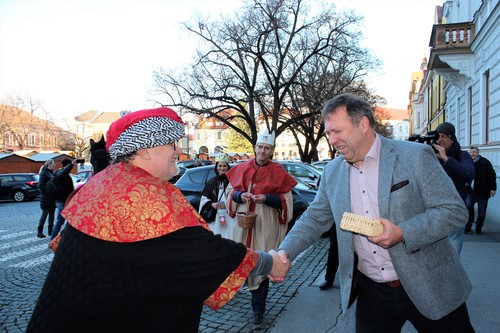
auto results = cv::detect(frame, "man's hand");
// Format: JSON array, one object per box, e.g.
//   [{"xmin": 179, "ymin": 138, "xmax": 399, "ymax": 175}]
[
  {"xmin": 268, "ymin": 249, "xmax": 291, "ymax": 283},
  {"xmin": 252, "ymin": 194, "xmax": 266, "ymax": 203},
  {"xmin": 491, "ymin": 190, "xmax": 496, "ymax": 198},
  {"xmin": 241, "ymin": 192, "xmax": 253, "ymax": 202},
  {"xmin": 368, "ymin": 218, "xmax": 404, "ymax": 249},
  {"xmin": 432, "ymin": 143, "xmax": 448, "ymax": 162}
]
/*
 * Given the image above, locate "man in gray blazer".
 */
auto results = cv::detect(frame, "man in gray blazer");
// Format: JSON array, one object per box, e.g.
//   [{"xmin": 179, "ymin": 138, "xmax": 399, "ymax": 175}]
[{"xmin": 276, "ymin": 93, "xmax": 474, "ymax": 332}]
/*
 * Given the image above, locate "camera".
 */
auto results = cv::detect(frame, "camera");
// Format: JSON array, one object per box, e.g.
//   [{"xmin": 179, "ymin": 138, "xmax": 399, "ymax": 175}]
[
  {"xmin": 76, "ymin": 159, "xmax": 85, "ymax": 164},
  {"xmin": 408, "ymin": 131, "xmax": 439, "ymax": 152}
]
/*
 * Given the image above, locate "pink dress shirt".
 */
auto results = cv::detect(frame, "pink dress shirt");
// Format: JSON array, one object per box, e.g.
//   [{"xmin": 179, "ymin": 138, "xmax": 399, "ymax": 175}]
[{"xmin": 348, "ymin": 134, "xmax": 399, "ymax": 283}]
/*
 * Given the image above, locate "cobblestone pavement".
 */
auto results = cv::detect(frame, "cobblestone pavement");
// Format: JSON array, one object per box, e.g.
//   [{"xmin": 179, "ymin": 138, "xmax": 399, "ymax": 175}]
[{"xmin": 0, "ymin": 199, "xmax": 329, "ymax": 333}]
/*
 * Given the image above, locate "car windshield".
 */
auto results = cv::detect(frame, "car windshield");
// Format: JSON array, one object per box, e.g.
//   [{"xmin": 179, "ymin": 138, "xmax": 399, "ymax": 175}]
[{"xmin": 293, "ymin": 177, "xmax": 317, "ymax": 190}]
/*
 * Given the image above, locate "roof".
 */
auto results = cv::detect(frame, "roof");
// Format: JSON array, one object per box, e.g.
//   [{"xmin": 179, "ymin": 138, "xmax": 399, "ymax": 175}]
[
  {"xmin": 376, "ymin": 107, "xmax": 409, "ymax": 121},
  {"xmin": 12, "ymin": 150, "xmax": 37, "ymax": 157},
  {"xmin": 92, "ymin": 112, "xmax": 121, "ymax": 123},
  {"xmin": 0, "ymin": 153, "xmax": 34, "ymax": 162},
  {"xmin": 0, "ymin": 153, "xmax": 13, "ymax": 160},
  {"xmin": 28, "ymin": 153, "xmax": 66, "ymax": 162}
]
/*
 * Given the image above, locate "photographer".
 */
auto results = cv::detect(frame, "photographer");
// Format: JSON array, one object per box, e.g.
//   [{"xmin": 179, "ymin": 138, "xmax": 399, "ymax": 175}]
[
  {"xmin": 433, "ymin": 122, "xmax": 475, "ymax": 255},
  {"xmin": 50, "ymin": 158, "xmax": 78, "ymax": 240}
]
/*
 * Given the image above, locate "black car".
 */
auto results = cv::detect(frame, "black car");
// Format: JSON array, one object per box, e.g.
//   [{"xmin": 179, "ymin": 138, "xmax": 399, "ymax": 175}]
[
  {"xmin": 174, "ymin": 164, "xmax": 317, "ymax": 232},
  {"xmin": 177, "ymin": 159, "xmax": 213, "ymax": 168},
  {"xmin": 0, "ymin": 173, "xmax": 40, "ymax": 202},
  {"xmin": 169, "ymin": 160, "xmax": 213, "ymax": 184}
]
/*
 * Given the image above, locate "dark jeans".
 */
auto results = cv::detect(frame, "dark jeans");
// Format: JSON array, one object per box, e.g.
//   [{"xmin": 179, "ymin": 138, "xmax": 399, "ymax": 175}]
[
  {"xmin": 356, "ymin": 273, "xmax": 475, "ymax": 333},
  {"xmin": 466, "ymin": 193, "xmax": 489, "ymax": 231},
  {"xmin": 324, "ymin": 226, "xmax": 339, "ymax": 283},
  {"xmin": 38, "ymin": 208, "xmax": 55, "ymax": 234},
  {"xmin": 51, "ymin": 200, "xmax": 66, "ymax": 240},
  {"xmin": 251, "ymin": 278, "xmax": 269, "ymax": 315}
]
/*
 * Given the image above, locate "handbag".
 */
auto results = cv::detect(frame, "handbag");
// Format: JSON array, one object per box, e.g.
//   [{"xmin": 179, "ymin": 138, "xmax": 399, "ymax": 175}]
[
  {"xmin": 200, "ymin": 201, "xmax": 217, "ymax": 222},
  {"xmin": 200, "ymin": 187, "xmax": 225, "ymax": 223}
]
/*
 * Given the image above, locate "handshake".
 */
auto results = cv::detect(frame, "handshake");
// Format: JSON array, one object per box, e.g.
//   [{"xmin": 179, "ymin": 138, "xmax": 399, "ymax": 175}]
[{"xmin": 267, "ymin": 249, "xmax": 292, "ymax": 283}]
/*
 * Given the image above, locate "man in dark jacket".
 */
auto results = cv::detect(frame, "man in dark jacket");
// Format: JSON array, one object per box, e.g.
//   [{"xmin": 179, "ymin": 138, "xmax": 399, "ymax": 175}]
[
  {"xmin": 50, "ymin": 159, "xmax": 77, "ymax": 240},
  {"xmin": 465, "ymin": 146, "xmax": 497, "ymax": 234},
  {"xmin": 433, "ymin": 122, "xmax": 475, "ymax": 255}
]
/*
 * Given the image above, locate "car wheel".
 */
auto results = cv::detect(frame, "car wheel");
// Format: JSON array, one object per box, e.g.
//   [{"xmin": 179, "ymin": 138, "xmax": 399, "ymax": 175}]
[{"xmin": 13, "ymin": 190, "xmax": 26, "ymax": 202}]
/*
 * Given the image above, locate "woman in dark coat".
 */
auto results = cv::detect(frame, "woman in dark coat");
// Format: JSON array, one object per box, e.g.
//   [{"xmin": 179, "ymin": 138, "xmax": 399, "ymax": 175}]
[
  {"xmin": 37, "ymin": 159, "xmax": 56, "ymax": 238},
  {"xmin": 199, "ymin": 155, "xmax": 241, "ymax": 240}
]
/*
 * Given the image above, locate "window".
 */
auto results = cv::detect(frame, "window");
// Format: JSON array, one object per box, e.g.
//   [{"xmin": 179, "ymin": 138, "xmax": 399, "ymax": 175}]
[
  {"xmin": 0, "ymin": 175, "xmax": 13, "ymax": 184},
  {"xmin": 28, "ymin": 133, "xmax": 36, "ymax": 147}
]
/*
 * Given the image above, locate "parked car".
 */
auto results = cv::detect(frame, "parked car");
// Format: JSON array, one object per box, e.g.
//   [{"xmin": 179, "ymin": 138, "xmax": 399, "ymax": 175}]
[
  {"xmin": 174, "ymin": 164, "xmax": 317, "ymax": 232},
  {"xmin": 276, "ymin": 160, "xmax": 322, "ymax": 187},
  {"xmin": 169, "ymin": 166, "xmax": 187, "ymax": 184},
  {"xmin": 0, "ymin": 173, "xmax": 40, "ymax": 202},
  {"xmin": 71, "ymin": 170, "xmax": 93, "ymax": 189},
  {"xmin": 177, "ymin": 159, "xmax": 212, "ymax": 168},
  {"xmin": 312, "ymin": 159, "xmax": 332, "ymax": 170}
]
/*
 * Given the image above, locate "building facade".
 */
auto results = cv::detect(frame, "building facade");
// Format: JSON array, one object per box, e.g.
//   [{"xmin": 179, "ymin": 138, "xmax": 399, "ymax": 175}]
[{"xmin": 413, "ymin": 0, "xmax": 500, "ymax": 219}]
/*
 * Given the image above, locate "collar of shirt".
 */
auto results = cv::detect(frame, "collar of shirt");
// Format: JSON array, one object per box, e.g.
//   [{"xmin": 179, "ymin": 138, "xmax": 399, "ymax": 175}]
[{"xmin": 343, "ymin": 134, "xmax": 381, "ymax": 169}]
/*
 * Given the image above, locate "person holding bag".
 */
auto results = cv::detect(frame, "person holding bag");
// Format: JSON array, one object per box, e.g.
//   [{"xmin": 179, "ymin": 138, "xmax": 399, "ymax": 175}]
[{"xmin": 199, "ymin": 154, "xmax": 242, "ymax": 241}]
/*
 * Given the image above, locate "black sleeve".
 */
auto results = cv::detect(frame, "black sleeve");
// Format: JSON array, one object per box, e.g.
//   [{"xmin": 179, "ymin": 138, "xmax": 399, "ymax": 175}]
[
  {"xmin": 264, "ymin": 194, "xmax": 282, "ymax": 208},
  {"xmin": 58, "ymin": 163, "xmax": 74, "ymax": 178}
]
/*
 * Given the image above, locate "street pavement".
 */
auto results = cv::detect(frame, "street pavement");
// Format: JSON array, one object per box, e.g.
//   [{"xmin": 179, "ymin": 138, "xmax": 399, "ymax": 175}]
[{"xmin": 1, "ymin": 199, "xmax": 499, "ymax": 332}]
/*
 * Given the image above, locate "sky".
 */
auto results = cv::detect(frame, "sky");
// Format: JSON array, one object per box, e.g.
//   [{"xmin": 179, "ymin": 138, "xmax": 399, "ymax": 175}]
[{"xmin": 0, "ymin": 0, "xmax": 443, "ymax": 122}]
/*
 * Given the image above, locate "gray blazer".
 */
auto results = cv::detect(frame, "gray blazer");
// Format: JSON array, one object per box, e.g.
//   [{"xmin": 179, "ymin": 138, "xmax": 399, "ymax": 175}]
[{"xmin": 280, "ymin": 136, "xmax": 471, "ymax": 320}]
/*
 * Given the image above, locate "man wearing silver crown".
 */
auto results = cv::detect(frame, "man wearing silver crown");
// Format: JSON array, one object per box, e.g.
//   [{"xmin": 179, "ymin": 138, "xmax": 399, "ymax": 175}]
[{"xmin": 225, "ymin": 128, "xmax": 297, "ymax": 329}]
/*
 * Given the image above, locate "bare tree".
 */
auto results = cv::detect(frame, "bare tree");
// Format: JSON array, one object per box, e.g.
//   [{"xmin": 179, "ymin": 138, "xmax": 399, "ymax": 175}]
[
  {"xmin": 0, "ymin": 93, "xmax": 70, "ymax": 151},
  {"xmin": 64, "ymin": 121, "xmax": 92, "ymax": 158},
  {"xmin": 152, "ymin": 0, "xmax": 377, "ymax": 150},
  {"xmin": 284, "ymin": 35, "xmax": 385, "ymax": 162}
]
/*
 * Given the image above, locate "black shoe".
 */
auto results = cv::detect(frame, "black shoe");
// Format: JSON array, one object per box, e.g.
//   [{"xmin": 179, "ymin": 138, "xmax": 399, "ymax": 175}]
[
  {"xmin": 465, "ymin": 229, "xmax": 474, "ymax": 234},
  {"xmin": 37, "ymin": 233, "xmax": 46, "ymax": 238},
  {"xmin": 476, "ymin": 229, "xmax": 482, "ymax": 235},
  {"xmin": 319, "ymin": 280, "xmax": 333, "ymax": 290},
  {"xmin": 253, "ymin": 313, "xmax": 264, "ymax": 328}
]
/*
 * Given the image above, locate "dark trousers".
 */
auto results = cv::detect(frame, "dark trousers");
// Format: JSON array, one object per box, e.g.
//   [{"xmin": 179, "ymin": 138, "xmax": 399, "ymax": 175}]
[
  {"xmin": 466, "ymin": 193, "xmax": 489, "ymax": 231},
  {"xmin": 251, "ymin": 278, "xmax": 269, "ymax": 315},
  {"xmin": 356, "ymin": 273, "xmax": 475, "ymax": 333},
  {"xmin": 38, "ymin": 208, "xmax": 55, "ymax": 234},
  {"xmin": 324, "ymin": 226, "xmax": 339, "ymax": 283}
]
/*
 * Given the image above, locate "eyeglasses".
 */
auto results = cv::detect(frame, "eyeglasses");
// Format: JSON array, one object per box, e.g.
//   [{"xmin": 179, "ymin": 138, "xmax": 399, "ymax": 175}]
[{"xmin": 168, "ymin": 140, "xmax": 179, "ymax": 150}]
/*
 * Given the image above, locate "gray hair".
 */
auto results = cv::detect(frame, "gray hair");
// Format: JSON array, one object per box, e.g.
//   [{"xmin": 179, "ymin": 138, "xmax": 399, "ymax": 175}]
[
  {"xmin": 44, "ymin": 159, "xmax": 55, "ymax": 167},
  {"xmin": 321, "ymin": 93, "xmax": 375, "ymax": 128}
]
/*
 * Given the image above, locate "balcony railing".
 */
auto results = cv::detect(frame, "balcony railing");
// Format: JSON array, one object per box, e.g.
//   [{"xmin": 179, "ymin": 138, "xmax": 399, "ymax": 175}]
[{"xmin": 428, "ymin": 22, "xmax": 475, "ymax": 70}]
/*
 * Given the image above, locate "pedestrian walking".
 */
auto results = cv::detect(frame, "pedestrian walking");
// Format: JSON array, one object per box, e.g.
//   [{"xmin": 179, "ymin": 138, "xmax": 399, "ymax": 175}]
[{"xmin": 465, "ymin": 146, "xmax": 497, "ymax": 234}]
